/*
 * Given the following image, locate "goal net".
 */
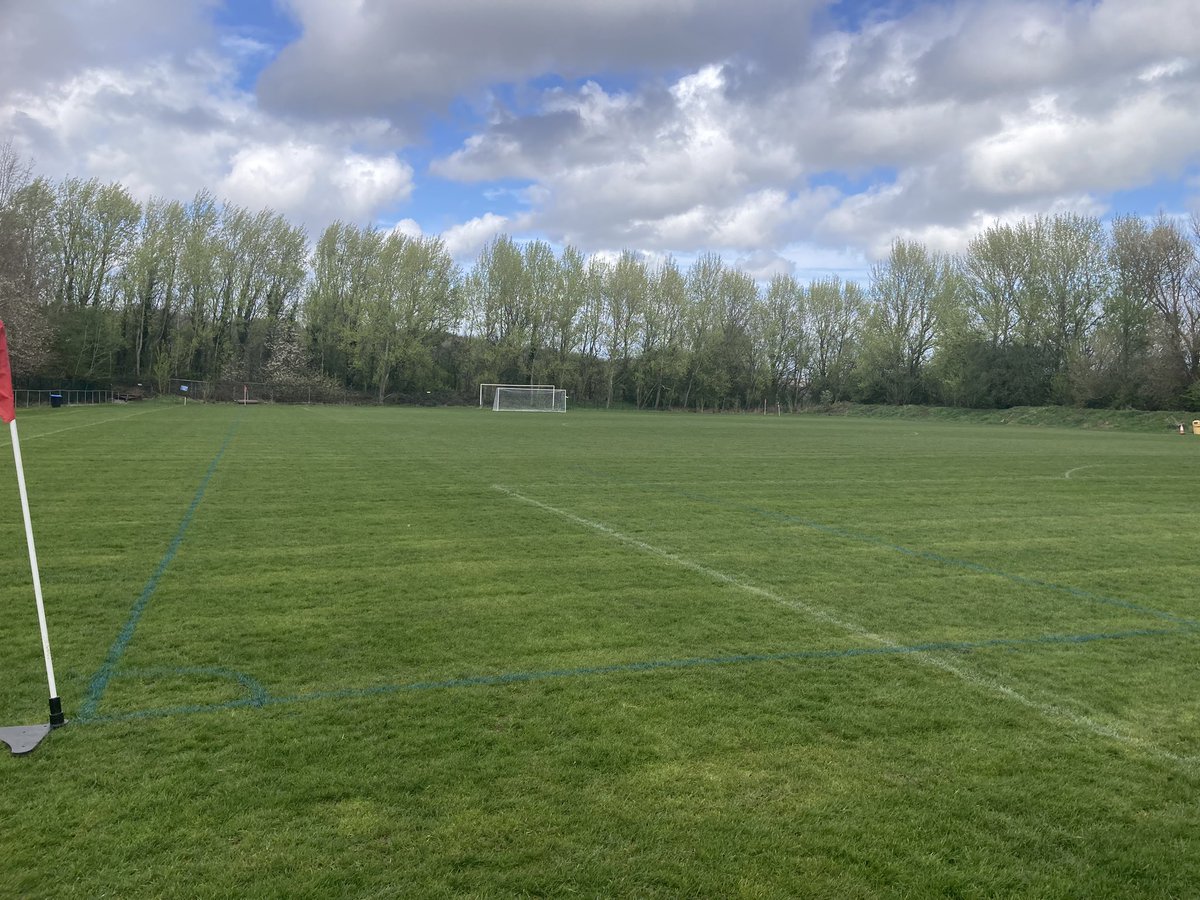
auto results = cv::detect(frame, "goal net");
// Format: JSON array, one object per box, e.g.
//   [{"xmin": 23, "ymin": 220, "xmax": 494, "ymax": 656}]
[
  {"xmin": 479, "ymin": 383, "xmax": 555, "ymax": 407},
  {"xmin": 492, "ymin": 386, "xmax": 567, "ymax": 413}
]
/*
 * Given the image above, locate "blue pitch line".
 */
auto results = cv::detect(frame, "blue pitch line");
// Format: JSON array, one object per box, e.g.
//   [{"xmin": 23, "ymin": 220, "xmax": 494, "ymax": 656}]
[
  {"xmin": 75, "ymin": 625, "xmax": 1191, "ymax": 726},
  {"xmin": 77, "ymin": 419, "xmax": 241, "ymax": 721}
]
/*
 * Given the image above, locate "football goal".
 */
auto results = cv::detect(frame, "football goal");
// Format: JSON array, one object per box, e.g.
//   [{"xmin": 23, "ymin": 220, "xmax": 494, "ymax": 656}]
[
  {"xmin": 478, "ymin": 383, "xmax": 555, "ymax": 408},
  {"xmin": 491, "ymin": 386, "xmax": 567, "ymax": 413}
]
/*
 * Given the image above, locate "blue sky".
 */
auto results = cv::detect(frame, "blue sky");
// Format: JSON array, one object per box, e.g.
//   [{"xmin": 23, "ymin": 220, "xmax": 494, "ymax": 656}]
[{"xmin": 2, "ymin": 0, "xmax": 1198, "ymax": 281}]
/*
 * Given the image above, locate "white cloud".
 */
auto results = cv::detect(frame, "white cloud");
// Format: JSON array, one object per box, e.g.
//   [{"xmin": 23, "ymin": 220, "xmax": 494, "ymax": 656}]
[
  {"xmin": 3, "ymin": 0, "xmax": 1200, "ymax": 270},
  {"xmin": 0, "ymin": 4, "xmax": 413, "ymax": 232},
  {"xmin": 259, "ymin": 0, "xmax": 824, "ymax": 119},
  {"xmin": 219, "ymin": 143, "xmax": 412, "ymax": 224},
  {"xmin": 1137, "ymin": 59, "xmax": 1191, "ymax": 84},
  {"xmin": 3, "ymin": 56, "xmax": 249, "ymax": 199},
  {"xmin": 421, "ymin": 0, "xmax": 1200, "ymax": 260},
  {"xmin": 0, "ymin": 0, "xmax": 213, "ymax": 94},
  {"xmin": 435, "ymin": 66, "xmax": 821, "ymax": 256},
  {"xmin": 330, "ymin": 153, "xmax": 414, "ymax": 217},
  {"xmin": 389, "ymin": 218, "xmax": 424, "ymax": 239},
  {"xmin": 220, "ymin": 143, "xmax": 322, "ymax": 210},
  {"xmin": 441, "ymin": 213, "xmax": 510, "ymax": 261},
  {"xmin": 963, "ymin": 89, "xmax": 1200, "ymax": 197}
]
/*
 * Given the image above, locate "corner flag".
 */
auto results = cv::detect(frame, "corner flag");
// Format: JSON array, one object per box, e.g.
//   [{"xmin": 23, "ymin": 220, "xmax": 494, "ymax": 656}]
[
  {"xmin": 0, "ymin": 319, "xmax": 14, "ymax": 424},
  {"xmin": 0, "ymin": 319, "xmax": 65, "ymax": 756}
]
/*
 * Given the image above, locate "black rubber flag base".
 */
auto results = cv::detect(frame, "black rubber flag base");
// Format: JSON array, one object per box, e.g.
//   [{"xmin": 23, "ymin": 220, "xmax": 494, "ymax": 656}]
[{"xmin": 0, "ymin": 723, "xmax": 52, "ymax": 756}]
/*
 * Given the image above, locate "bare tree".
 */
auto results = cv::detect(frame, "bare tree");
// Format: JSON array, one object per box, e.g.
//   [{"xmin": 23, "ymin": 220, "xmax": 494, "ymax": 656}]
[
  {"xmin": 863, "ymin": 239, "xmax": 959, "ymax": 405},
  {"xmin": 806, "ymin": 276, "xmax": 863, "ymax": 404},
  {"xmin": 0, "ymin": 142, "xmax": 53, "ymax": 375},
  {"xmin": 753, "ymin": 274, "xmax": 807, "ymax": 410}
]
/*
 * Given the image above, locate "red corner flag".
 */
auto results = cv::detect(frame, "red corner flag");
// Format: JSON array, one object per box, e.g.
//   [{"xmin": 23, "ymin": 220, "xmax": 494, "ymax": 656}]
[
  {"xmin": 0, "ymin": 317, "xmax": 65, "ymax": 749},
  {"xmin": 0, "ymin": 319, "xmax": 15, "ymax": 423}
]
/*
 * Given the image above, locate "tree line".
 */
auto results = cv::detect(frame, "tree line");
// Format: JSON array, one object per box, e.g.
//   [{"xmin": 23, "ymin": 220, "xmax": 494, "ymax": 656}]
[{"xmin": 2, "ymin": 143, "xmax": 1199, "ymax": 411}]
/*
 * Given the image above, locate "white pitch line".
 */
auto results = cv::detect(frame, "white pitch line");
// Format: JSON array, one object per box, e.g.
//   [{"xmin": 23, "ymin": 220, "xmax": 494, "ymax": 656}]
[
  {"xmin": 0, "ymin": 405, "xmax": 169, "ymax": 445},
  {"xmin": 493, "ymin": 483, "xmax": 1196, "ymax": 767},
  {"xmin": 1064, "ymin": 464, "xmax": 1099, "ymax": 479}
]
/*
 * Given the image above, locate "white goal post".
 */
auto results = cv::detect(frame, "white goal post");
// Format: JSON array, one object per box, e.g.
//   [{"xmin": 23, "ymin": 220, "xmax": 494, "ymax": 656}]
[
  {"xmin": 491, "ymin": 386, "xmax": 567, "ymax": 413},
  {"xmin": 478, "ymin": 383, "xmax": 555, "ymax": 408}
]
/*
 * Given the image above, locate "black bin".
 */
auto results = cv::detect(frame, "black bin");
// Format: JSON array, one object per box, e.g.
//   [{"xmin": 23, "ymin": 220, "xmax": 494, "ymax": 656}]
[{"xmin": 49, "ymin": 393, "xmax": 63, "ymax": 408}]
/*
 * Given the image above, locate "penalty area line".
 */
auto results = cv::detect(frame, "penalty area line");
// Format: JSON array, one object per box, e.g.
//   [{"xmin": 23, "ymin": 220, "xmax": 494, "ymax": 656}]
[
  {"xmin": 0, "ymin": 404, "xmax": 170, "ymax": 446},
  {"xmin": 74, "ymin": 626, "xmax": 1191, "ymax": 733},
  {"xmin": 492, "ymin": 483, "xmax": 1197, "ymax": 767},
  {"xmin": 77, "ymin": 418, "xmax": 242, "ymax": 722}
]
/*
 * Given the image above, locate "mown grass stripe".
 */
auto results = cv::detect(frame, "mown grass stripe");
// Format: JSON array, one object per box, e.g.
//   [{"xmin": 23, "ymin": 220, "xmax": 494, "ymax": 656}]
[
  {"xmin": 77, "ymin": 419, "xmax": 240, "ymax": 722},
  {"xmin": 573, "ymin": 464, "xmax": 1193, "ymax": 626},
  {"xmin": 114, "ymin": 666, "xmax": 269, "ymax": 706},
  {"xmin": 727, "ymin": 496, "xmax": 1197, "ymax": 626}
]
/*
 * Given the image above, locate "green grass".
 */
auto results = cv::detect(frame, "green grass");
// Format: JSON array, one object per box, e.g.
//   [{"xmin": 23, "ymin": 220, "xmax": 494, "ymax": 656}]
[
  {"xmin": 2, "ymin": 401, "xmax": 1199, "ymax": 897},
  {"xmin": 811, "ymin": 401, "xmax": 1200, "ymax": 432}
]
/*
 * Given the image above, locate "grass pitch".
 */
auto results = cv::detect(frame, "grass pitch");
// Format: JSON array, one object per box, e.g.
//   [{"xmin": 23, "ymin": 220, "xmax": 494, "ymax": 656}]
[{"xmin": 2, "ymin": 402, "xmax": 1199, "ymax": 896}]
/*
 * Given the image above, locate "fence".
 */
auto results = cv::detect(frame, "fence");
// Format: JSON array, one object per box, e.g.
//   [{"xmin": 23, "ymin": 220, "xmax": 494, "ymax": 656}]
[
  {"xmin": 17, "ymin": 389, "xmax": 119, "ymax": 410},
  {"xmin": 167, "ymin": 379, "xmax": 355, "ymax": 404},
  {"xmin": 15, "ymin": 381, "xmax": 435, "ymax": 409}
]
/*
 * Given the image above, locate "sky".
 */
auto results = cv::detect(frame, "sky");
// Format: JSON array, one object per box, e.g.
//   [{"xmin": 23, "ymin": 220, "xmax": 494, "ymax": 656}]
[{"xmin": 1, "ymin": 0, "xmax": 1198, "ymax": 281}]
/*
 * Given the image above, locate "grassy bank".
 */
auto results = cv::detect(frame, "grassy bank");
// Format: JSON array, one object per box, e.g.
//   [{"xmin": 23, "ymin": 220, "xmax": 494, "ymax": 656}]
[{"xmin": 808, "ymin": 402, "xmax": 1199, "ymax": 433}]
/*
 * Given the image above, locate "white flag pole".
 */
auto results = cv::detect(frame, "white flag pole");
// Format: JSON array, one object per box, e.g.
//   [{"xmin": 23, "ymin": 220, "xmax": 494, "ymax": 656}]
[{"xmin": 9, "ymin": 419, "xmax": 65, "ymax": 728}]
